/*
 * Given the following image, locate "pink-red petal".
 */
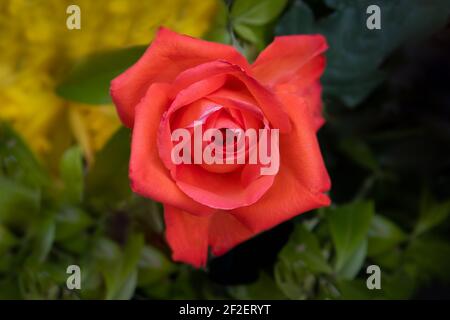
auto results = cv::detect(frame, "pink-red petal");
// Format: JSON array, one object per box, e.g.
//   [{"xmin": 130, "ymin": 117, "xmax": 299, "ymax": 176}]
[
  {"xmin": 111, "ymin": 27, "xmax": 250, "ymax": 128},
  {"xmin": 251, "ymin": 35, "xmax": 327, "ymax": 89},
  {"xmin": 129, "ymin": 83, "xmax": 215, "ymax": 216},
  {"xmin": 231, "ymin": 93, "xmax": 331, "ymax": 232},
  {"xmin": 164, "ymin": 205, "xmax": 254, "ymax": 267}
]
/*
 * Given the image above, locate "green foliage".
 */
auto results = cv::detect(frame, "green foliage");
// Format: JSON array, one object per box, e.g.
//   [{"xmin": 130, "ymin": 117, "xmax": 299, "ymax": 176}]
[
  {"xmin": 85, "ymin": 127, "xmax": 132, "ymax": 210},
  {"xmin": 59, "ymin": 147, "xmax": 84, "ymax": 205},
  {"xmin": 0, "ymin": 123, "xmax": 180, "ymax": 299},
  {"xmin": 277, "ymin": 0, "xmax": 450, "ymax": 107},
  {"xmin": 3, "ymin": 0, "xmax": 450, "ymax": 301}
]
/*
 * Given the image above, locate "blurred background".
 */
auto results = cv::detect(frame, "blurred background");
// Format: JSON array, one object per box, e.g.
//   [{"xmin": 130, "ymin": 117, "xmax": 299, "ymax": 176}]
[{"xmin": 0, "ymin": 0, "xmax": 449, "ymax": 299}]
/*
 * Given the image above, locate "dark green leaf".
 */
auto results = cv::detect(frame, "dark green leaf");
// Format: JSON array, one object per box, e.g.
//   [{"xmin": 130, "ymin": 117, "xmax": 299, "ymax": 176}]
[
  {"xmin": 26, "ymin": 215, "xmax": 56, "ymax": 266},
  {"xmin": 327, "ymin": 201, "xmax": 374, "ymax": 275},
  {"xmin": 203, "ymin": 0, "xmax": 231, "ymax": 44},
  {"xmin": 274, "ymin": 258, "xmax": 316, "ymax": 299},
  {"xmin": 233, "ymin": 23, "xmax": 268, "ymax": 50},
  {"xmin": 277, "ymin": 0, "xmax": 450, "ymax": 107},
  {"xmin": 405, "ymin": 236, "xmax": 450, "ymax": 282},
  {"xmin": 336, "ymin": 279, "xmax": 383, "ymax": 300},
  {"xmin": 138, "ymin": 245, "xmax": 174, "ymax": 286},
  {"xmin": 56, "ymin": 46, "xmax": 146, "ymax": 105},
  {"xmin": 275, "ymin": 0, "xmax": 315, "ymax": 35},
  {"xmin": 368, "ymin": 215, "xmax": 407, "ymax": 256},
  {"xmin": 231, "ymin": 0, "xmax": 288, "ymax": 26},
  {"xmin": 228, "ymin": 273, "xmax": 286, "ymax": 300},
  {"xmin": 55, "ymin": 207, "xmax": 93, "ymax": 242},
  {"xmin": 0, "ymin": 177, "xmax": 40, "ymax": 225},
  {"xmin": 86, "ymin": 127, "xmax": 132, "ymax": 209},
  {"xmin": 0, "ymin": 224, "xmax": 17, "ymax": 254},
  {"xmin": 415, "ymin": 192, "xmax": 450, "ymax": 236},
  {"xmin": 339, "ymin": 137, "xmax": 379, "ymax": 172},
  {"xmin": 337, "ymin": 239, "xmax": 367, "ymax": 280},
  {"xmin": 0, "ymin": 123, "xmax": 48, "ymax": 188},
  {"xmin": 279, "ymin": 223, "xmax": 332, "ymax": 275},
  {"xmin": 95, "ymin": 234, "xmax": 144, "ymax": 299},
  {"xmin": 59, "ymin": 146, "xmax": 84, "ymax": 204}
]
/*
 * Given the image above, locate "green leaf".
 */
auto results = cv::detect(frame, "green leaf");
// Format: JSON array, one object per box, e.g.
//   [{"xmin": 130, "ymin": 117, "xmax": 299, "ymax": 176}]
[
  {"xmin": 86, "ymin": 127, "xmax": 132, "ymax": 209},
  {"xmin": 54, "ymin": 207, "xmax": 93, "ymax": 242},
  {"xmin": 415, "ymin": 192, "xmax": 450, "ymax": 236},
  {"xmin": 279, "ymin": 223, "xmax": 332, "ymax": 275},
  {"xmin": 95, "ymin": 234, "xmax": 144, "ymax": 300},
  {"xmin": 0, "ymin": 123, "xmax": 48, "ymax": 188},
  {"xmin": 138, "ymin": 245, "xmax": 175, "ymax": 286},
  {"xmin": 0, "ymin": 176, "xmax": 40, "ymax": 225},
  {"xmin": 338, "ymin": 239, "xmax": 367, "ymax": 280},
  {"xmin": 0, "ymin": 278, "xmax": 22, "ymax": 299},
  {"xmin": 405, "ymin": 236, "xmax": 450, "ymax": 282},
  {"xmin": 336, "ymin": 279, "xmax": 383, "ymax": 300},
  {"xmin": 228, "ymin": 272, "xmax": 286, "ymax": 300},
  {"xmin": 274, "ymin": 223, "xmax": 332, "ymax": 299},
  {"xmin": 59, "ymin": 146, "xmax": 84, "ymax": 204},
  {"xmin": 327, "ymin": 201, "xmax": 374, "ymax": 276},
  {"xmin": 368, "ymin": 215, "xmax": 407, "ymax": 257},
  {"xmin": 233, "ymin": 23, "xmax": 268, "ymax": 50},
  {"xmin": 275, "ymin": 0, "xmax": 315, "ymax": 35},
  {"xmin": 0, "ymin": 224, "xmax": 18, "ymax": 255},
  {"xmin": 26, "ymin": 215, "xmax": 56, "ymax": 266},
  {"xmin": 381, "ymin": 270, "xmax": 416, "ymax": 299},
  {"xmin": 339, "ymin": 137, "xmax": 378, "ymax": 172},
  {"xmin": 324, "ymin": 0, "xmax": 355, "ymax": 9},
  {"xmin": 231, "ymin": 0, "xmax": 288, "ymax": 26},
  {"xmin": 56, "ymin": 46, "xmax": 146, "ymax": 105},
  {"xmin": 274, "ymin": 258, "xmax": 316, "ymax": 300},
  {"xmin": 203, "ymin": 0, "xmax": 231, "ymax": 44}
]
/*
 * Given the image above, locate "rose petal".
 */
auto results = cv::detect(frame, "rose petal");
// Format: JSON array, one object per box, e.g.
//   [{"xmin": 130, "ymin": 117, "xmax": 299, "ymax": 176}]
[
  {"xmin": 164, "ymin": 205, "xmax": 210, "ymax": 268},
  {"xmin": 251, "ymin": 35, "xmax": 327, "ymax": 89},
  {"xmin": 164, "ymin": 205, "xmax": 254, "ymax": 267},
  {"xmin": 111, "ymin": 27, "xmax": 249, "ymax": 128},
  {"xmin": 170, "ymin": 60, "xmax": 291, "ymax": 132},
  {"xmin": 130, "ymin": 83, "xmax": 215, "ymax": 216},
  {"xmin": 232, "ymin": 93, "xmax": 331, "ymax": 232},
  {"xmin": 173, "ymin": 164, "xmax": 274, "ymax": 210}
]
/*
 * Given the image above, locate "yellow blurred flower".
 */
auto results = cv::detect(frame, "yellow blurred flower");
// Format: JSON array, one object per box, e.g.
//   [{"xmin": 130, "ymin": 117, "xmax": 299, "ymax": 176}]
[{"xmin": 0, "ymin": 0, "xmax": 218, "ymax": 168}]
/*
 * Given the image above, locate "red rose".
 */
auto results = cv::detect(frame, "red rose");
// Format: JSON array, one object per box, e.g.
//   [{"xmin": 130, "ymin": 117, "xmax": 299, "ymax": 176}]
[{"xmin": 111, "ymin": 28, "xmax": 331, "ymax": 267}]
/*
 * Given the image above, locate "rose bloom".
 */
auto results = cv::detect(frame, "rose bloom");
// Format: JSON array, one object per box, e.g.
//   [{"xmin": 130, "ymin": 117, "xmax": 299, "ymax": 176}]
[{"xmin": 111, "ymin": 28, "xmax": 331, "ymax": 267}]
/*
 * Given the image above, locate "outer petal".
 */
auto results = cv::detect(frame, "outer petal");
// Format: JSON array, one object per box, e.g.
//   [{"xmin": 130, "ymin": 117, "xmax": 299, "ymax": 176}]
[
  {"xmin": 164, "ymin": 205, "xmax": 210, "ymax": 268},
  {"xmin": 279, "ymin": 81, "xmax": 325, "ymax": 131},
  {"xmin": 301, "ymin": 82, "xmax": 325, "ymax": 131},
  {"xmin": 231, "ymin": 93, "xmax": 331, "ymax": 232},
  {"xmin": 111, "ymin": 27, "xmax": 250, "ymax": 128},
  {"xmin": 208, "ymin": 211, "xmax": 254, "ymax": 256},
  {"xmin": 164, "ymin": 205, "xmax": 254, "ymax": 267},
  {"xmin": 251, "ymin": 35, "xmax": 327, "ymax": 88},
  {"xmin": 130, "ymin": 83, "xmax": 215, "ymax": 216}
]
